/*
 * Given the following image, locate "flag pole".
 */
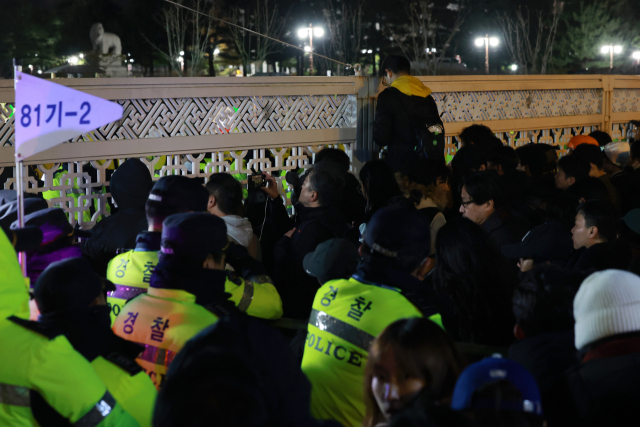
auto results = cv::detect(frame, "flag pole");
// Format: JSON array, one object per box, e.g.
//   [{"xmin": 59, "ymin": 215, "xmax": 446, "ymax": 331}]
[{"xmin": 13, "ymin": 58, "xmax": 27, "ymax": 277}]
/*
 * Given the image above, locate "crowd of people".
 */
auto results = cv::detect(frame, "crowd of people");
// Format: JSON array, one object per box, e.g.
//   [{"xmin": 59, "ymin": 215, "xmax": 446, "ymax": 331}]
[{"xmin": 1, "ymin": 55, "xmax": 640, "ymax": 427}]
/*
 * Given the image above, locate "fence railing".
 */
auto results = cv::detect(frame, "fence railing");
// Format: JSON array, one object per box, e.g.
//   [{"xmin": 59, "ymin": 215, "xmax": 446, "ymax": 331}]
[{"xmin": 0, "ymin": 75, "xmax": 638, "ymax": 228}]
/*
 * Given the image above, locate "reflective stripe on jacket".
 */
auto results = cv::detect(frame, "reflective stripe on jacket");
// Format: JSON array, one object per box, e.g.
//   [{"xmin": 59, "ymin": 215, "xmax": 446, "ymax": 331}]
[
  {"xmin": 0, "ymin": 320, "xmax": 139, "ymax": 426},
  {"xmin": 108, "ymin": 251, "xmax": 282, "ymax": 321},
  {"xmin": 106, "ymin": 250, "xmax": 159, "ymax": 325},
  {"xmin": 301, "ymin": 276, "xmax": 423, "ymax": 427},
  {"xmin": 112, "ymin": 287, "xmax": 219, "ymax": 390}
]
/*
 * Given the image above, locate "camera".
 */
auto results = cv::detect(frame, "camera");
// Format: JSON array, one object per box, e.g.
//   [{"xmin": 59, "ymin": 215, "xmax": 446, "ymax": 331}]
[{"xmin": 247, "ymin": 167, "xmax": 266, "ymax": 190}]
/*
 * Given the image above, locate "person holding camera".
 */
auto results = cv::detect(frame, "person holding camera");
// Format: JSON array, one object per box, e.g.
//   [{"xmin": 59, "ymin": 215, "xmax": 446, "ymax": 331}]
[{"xmin": 269, "ymin": 162, "xmax": 353, "ymax": 320}]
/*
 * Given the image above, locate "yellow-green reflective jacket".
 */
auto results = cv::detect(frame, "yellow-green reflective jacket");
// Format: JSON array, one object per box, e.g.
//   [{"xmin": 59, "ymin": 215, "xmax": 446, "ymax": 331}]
[
  {"xmin": 301, "ymin": 276, "xmax": 436, "ymax": 427},
  {"xmin": 0, "ymin": 319, "xmax": 139, "ymax": 427},
  {"xmin": 112, "ymin": 287, "xmax": 219, "ymax": 390},
  {"xmin": 43, "ymin": 167, "xmax": 110, "ymax": 225},
  {"xmin": 106, "ymin": 250, "xmax": 159, "ymax": 326},
  {"xmin": 91, "ymin": 356, "xmax": 157, "ymax": 427},
  {"xmin": 108, "ymin": 251, "xmax": 283, "ymax": 322}
]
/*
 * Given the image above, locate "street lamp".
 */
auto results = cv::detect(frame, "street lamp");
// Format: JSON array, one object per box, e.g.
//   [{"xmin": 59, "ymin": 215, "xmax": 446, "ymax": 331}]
[
  {"xmin": 475, "ymin": 35, "xmax": 499, "ymax": 74},
  {"xmin": 601, "ymin": 45, "xmax": 623, "ymax": 70},
  {"xmin": 632, "ymin": 51, "xmax": 640, "ymax": 66},
  {"xmin": 68, "ymin": 56, "xmax": 79, "ymax": 65},
  {"xmin": 298, "ymin": 24, "xmax": 324, "ymax": 75}
]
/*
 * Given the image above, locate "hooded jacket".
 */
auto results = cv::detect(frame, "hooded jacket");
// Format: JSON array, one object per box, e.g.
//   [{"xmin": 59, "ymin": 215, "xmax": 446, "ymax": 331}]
[
  {"xmin": 222, "ymin": 215, "xmax": 254, "ymax": 248},
  {"xmin": 373, "ymin": 75, "xmax": 445, "ymax": 171},
  {"xmin": 84, "ymin": 159, "xmax": 153, "ymax": 275}
]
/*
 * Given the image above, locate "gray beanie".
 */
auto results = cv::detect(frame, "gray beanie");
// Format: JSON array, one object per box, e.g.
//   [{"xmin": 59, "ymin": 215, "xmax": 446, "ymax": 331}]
[{"xmin": 574, "ymin": 269, "xmax": 640, "ymax": 350}]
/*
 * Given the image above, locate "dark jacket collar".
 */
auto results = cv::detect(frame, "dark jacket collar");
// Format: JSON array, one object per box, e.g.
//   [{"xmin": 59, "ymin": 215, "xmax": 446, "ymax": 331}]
[
  {"xmin": 481, "ymin": 206, "xmax": 512, "ymax": 234},
  {"xmin": 150, "ymin": 261, "xmax": 233, "ymax": 308},
  {"xmin": 583, "ymin": 333, "xmax": 640, "ymax": 362},
  {"xmin": 135, "ymin": 230, "xmax": 162, "ymax": 252},
  {"xmin": 38, "ymin": 306, "xmax": 142, "ymax": 361},
  {"xmin": 354, "ymin": 262, "xmax": 439, "ymax": 317},
  {"xmin": 294, "ymin": 203, "xmax": 348, "ymax": 237}
]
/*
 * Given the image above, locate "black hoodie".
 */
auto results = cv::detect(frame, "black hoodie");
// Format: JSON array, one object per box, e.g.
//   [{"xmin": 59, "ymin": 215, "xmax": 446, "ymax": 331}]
[
  {"xmin": 83, "ymin": 159, "xmax": 153, "ymax": 275},
  {"xmin": 154, "ymin": 314, "xmax": 341, "ymax": 427}
]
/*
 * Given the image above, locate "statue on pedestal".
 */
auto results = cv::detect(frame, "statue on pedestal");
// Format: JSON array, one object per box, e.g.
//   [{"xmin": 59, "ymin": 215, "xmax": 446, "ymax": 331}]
[{"xmin": 88, "ymin": 23, "xmax": 129, "ymax": 77}]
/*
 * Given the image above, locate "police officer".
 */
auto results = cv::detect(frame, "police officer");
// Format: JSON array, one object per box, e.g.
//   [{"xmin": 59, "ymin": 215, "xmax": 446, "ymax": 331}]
[
  {"xmin": 108, "ymin": 176, "xmax": 283, "ymax": 325},
  {"xmin": 34, "ymin": 258, "xmax": 157, "ymax": 427},
  {"xmin": 301, "ymin": 206, "xmax": 442, "ymax": 427},
  {"xmin": 0, "ymin": 225, "xmax": 139, "ymax": 426},
  {"xmin": 106, "ymin": 175, "xmax": 210, "ymax": 324},
  {"xmin": 113, "ymin": 213, "xmax": 282, "ymax": 389}
]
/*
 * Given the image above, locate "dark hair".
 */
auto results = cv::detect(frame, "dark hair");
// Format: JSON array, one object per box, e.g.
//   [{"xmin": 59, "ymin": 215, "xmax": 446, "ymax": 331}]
[
  {"xmin": 487, "ymin": 145, "xmax": 519, "ymax": 173},
  {"xmin": 359, "ymin": 160, "xmax": 403, "ymax": 213},
  {"xmin": 459, "ymin": 125, "xmax": 502, "ymax": 152},
  {"xmin": 461, "ymin": 172, "xmax": 505, "ymax": 207},
  {"xmin": 631, "ymin": 140, "xmax": 640, "ymax": 161},
  {"xmin": 307, "ymin": 161, "xmax": 345, "ymax": 206},
  {"xmin": 515, "ymin": 144, "xmax": 548, "ymax": 176},
  {"xmin": 557, "ymin": 155, "xmax": 590, "ymax": 182},
  {"xmin": 572, "ymin": 144, "xmax": 604, "ymax": 170},
  {"xmin": 314, "ymin": 148, "xmax": 350, "ymax": 172},
  {"xmin": 146, "ymin": 200, "xmax": 187, "ymax": 224},
  {"xmin": 577, "ymin": 199, "xmax": 619, "ymax": 242},
  {"xmin": 589, "ymin": 130, "xmax": 612, "ymax": 148},
  {"xmin": 451, "ymin": 146, "xmax": 488, "ymax": 179},
  {"xmin": 564, "ymin": 177, "xmax": 610, "ymax": 204},
  {"xmin": 468, "ymin": 380, "xmax": 545, "ymax": 427},
  {"xmin": 363, "ymin": 318, "xmax": 466, "ymax": 427},
  {"xmin": 405, "ymin": 158, "xmax": 449, "ymax": 187},
  {"xmin": 513, "ymin": 265, "xmax": 585, "ymax": 338},
  {"xmin": 433, "ymin": 217, "xmax": 515, "ymax": 344},
  {"xmin": 381, "ymin": 55, "xmax": 411, "ymax": 74},
  {"xmin": 544, "ymin": 196, "xmax": 580, "ymax": 234},
  {"xmin": 205, "ymin": 173, "xmax": 244, "ymax": 216}
]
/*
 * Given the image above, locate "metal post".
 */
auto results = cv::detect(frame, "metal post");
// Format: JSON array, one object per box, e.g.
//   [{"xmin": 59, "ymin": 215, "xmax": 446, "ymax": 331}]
[
  {"xmin": 485, "ymin": 35, "xmax": 490, "ymax": 75},
  {"xmin": 13, "ymin": 58, "xmax": 27, "ymax": 277},
  {"xmin": 610, "ymin": 47, "xmax": 614, "ymax": 70},
  {"xmin": 309, "ymin": 24, "xmax": 314, "ymax": 76}
]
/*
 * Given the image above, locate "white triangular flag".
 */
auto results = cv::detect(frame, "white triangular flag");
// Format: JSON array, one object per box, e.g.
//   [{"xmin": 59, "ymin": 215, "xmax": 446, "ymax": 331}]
[{"xmin": 14, "ymin": 72, "xmax": 123, "ymax": 160}]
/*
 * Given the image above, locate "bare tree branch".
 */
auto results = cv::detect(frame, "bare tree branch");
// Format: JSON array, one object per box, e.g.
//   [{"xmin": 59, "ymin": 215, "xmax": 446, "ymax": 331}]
[
  {"xmin": 496, "ymin": 2, "xmax": 562, "ymax": 74},
  {"xmin": 321, "ymin": 0, "xmax": 365, "ymax": 76},
  {"xmin": 387, "ymin": 1, "xmax": 467, "ymax": 76}
]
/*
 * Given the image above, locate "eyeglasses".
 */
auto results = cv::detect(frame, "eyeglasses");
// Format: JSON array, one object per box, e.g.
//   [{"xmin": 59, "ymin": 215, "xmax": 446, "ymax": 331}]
[{"xmin": 460, "ymin": 200, "xmax": 476, "ymax": 209}]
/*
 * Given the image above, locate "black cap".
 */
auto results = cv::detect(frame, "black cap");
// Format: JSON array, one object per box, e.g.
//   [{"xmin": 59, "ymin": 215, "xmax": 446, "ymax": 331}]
[
  {"xmin": 161, "ymin": 213, "xmax": 228, "ymax": 259},
  {"xmin": 0, "ymin": 190, "xmax": 18, "ymax": 206},
  {"xmin": 34, "ymin": 257, "xmax": 114, "ymax": 313},
  {"xmin": 303, "ymin": 238, "xmax": 360, "ymax": 284},
  {"xmin": 11, "ymin": 207, "xmax": 90, "ymax": 245},
  {"xmin": 502, "ymin": 221, "xmax": 573, "ymax": 261},
  {"xmin": 363, "ymin": 206, "xmax": 431, "ymax": 263},
  {"xmin": 1, "ymin": 224, "xmax": 43, "ymax": 253},
  {"xmin": 0, "ymin": 197, "xmax": 49, "ymax": 230},
  {"xmin": 148, "ymin": 176, "xmax": 209, "ymax": 212}
]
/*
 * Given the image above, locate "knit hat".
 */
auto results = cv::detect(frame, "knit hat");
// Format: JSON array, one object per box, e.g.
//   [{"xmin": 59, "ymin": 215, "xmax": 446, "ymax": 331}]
[{"xmin": 574, "ymin": 269, "xmax": 640, "ymax": 350}]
